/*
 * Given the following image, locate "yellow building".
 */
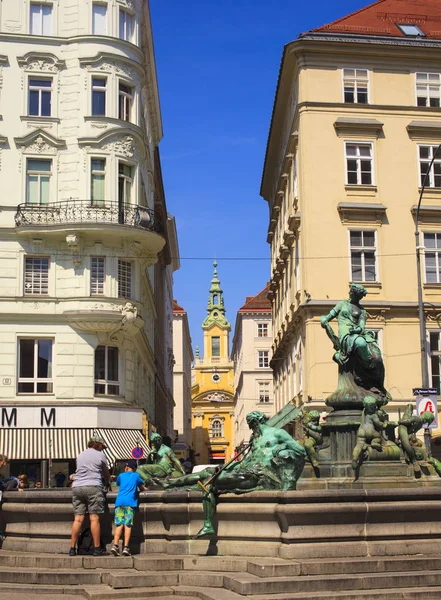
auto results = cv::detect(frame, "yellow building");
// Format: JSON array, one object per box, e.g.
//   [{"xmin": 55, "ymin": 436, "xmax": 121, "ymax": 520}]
[
  {"xmin": 191, "ymin": 262, "xmax": 234, "ymax": 465},
  {"xmin": 261, "ymin": 0, "xmax": 441, "ymax": 449}
]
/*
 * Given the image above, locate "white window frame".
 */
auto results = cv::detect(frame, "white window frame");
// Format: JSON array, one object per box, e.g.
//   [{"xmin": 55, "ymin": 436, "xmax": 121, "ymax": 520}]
[
  {"xmin": 210, "ymin": 418, "xmax": 223, "ymax": 439},
  {"xmin": 26, "ymin": 158, "xmax": 52, "ymax": 205},
  {"xmin": 118, "ymin": 80, "xmax": 134, "ymax": 122},
  {"xmin": 17, "ymin": 337, "xmax": 53, "ymax": 394},
  {"xmin": 119, "ymin": 7, "xmax": 134, "ymax": 42},
  {"xmin": 257, "ymin": 323, "xmax": 268, "ymax": 338},
  {"xmin": 118, "ymin": 259, "xmax": 132, "ymax": 298},
  {"xmin": 429, "ymin": 331, "xmax": 441, "ymax": 394},
  {"xmin": 92, "ymin": 2, "xmax": 107, "ymax": 35},
  {"xmin": 118, "ymin": 161, "xmax": 134, "ymax": 206},
  {"xmin": 28, "ymin": 76, "xmax": 52, "ymax": 117},
  {"xmin": 416, "ymin": 72, "xmax": 441, "ymax": 108},
  {"xmin": 91, "ymin": 76, "xmax": 107, "ymax": 116},
  {"xmin": 94, "ymin": 345, "xmax": 120, "ymax": 396},
  {"xmin": 90, "ymin": 256, "xmax": 105, "ymax": 295},
  {"xmin": 258, "ymin": 350, "xmax": 269, "ymax": 369},
  {"xmin": 24, "ymin": 256, "xmax": 50, "ymax": 295},
  {"xmin": 30, "ymin": 2, "xmax": 53, "ymax": 35},
  {"xmin": 397, "ymin": 23, "xmax": 425, "ymax": 37},
  {"xmin": 423, "ymin": 232, "xmax": 441, "ymax": 284},
  {"xmin": 418, "ymin": 145, "xmax": 441, "ymax": 189},
  {"xmin": 258, "ymin": 380, "xmax": 271, "ymax": 403},
  {"xmin": 342, "ymin": 68, "xmax": 369, "ymax": 104},
  {"xmin": 90, "ymin": 157, "xmax": 106, "ymax": 205},
  {"xmin": 345, "ymin": 141, "xmax": 374, "ymax": 186},
  {"xmin": 348, "ymin": 229, "xmax": 379, "ymax": 284}
]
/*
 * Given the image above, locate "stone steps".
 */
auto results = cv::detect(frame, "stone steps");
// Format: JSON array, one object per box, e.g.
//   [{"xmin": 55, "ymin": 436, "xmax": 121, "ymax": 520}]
[{"xmin": 252, "ymin": 588, "xmax": 441, "ymax": 600}]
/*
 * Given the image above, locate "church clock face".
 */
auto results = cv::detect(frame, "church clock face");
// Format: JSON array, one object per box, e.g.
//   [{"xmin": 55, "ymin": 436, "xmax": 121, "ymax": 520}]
[{"xmin": 212, "ymin": 373, "xmax": 221, "ymax": 383}]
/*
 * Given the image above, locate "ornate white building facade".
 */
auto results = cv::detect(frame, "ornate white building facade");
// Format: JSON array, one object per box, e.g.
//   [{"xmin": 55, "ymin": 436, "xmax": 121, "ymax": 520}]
[{"xmin": 0, "ymin": 0, "xmax": 174, "ymax": 484}]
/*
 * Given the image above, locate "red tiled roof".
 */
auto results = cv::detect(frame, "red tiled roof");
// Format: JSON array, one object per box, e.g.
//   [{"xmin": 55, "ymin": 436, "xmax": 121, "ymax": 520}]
[
  {"xmin": 173, "ymin": 300, "xmax": 185, "ymax": 313},
  {"xmin": 309, "ymin": 0, "xmax": 441, "ymax": 39},
  {"xmin": 238, "ymin": 284, "xmax": 271, "ymax": 313}
]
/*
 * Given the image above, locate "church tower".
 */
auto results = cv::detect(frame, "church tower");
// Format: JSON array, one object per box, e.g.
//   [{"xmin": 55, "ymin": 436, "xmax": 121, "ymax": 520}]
[{"xmin": 191, "ymin": 262, "xmax": 234, "ymax": 465}]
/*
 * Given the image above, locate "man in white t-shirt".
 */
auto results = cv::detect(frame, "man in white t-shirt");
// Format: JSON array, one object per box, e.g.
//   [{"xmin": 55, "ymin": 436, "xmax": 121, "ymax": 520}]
[{"xmin": 69, "ymin": 436, "xmax": 110, "ymax": 556}]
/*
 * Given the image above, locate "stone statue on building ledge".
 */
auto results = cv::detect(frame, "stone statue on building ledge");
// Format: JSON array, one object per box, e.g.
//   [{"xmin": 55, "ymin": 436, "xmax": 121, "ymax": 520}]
[{"xmin": 320, "ymin": 283, "xmax": 391, "ymax": 410}]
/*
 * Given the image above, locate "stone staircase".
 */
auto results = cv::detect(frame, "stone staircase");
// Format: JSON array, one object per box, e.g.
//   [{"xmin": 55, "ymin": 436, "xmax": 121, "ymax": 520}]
[{"xmin": 1, "ymin": 550, "xmax": 441, "ymax": 599}]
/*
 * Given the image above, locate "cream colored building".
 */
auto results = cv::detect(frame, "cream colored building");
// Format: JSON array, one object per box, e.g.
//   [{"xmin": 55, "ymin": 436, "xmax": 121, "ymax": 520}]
[
  {"xmin": 172, "ymin": 300, "xmax": 194, "ymax": 453},
  {"xmin": 232, "ymin": 285, "xmax": 273, "ymax": 451},
  {"xmin": 261, "ymin": 0, "xmax": 441, "ymax": 442},
  {"xmin": 0, "ymin": 0, "xmax": 176, "ymax": 483}
]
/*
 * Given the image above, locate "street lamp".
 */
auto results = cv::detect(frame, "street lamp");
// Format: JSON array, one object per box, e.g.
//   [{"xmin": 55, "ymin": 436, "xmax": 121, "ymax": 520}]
[{"xmin": 415, "ymin": 142, "xmax": 441, "ymax": 455}]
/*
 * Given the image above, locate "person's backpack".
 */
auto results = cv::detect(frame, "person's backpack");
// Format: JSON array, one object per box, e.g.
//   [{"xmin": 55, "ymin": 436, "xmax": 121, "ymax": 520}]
[{"xmin": 77, "ymin": 527, "xmax": 94, "ymax": 555}]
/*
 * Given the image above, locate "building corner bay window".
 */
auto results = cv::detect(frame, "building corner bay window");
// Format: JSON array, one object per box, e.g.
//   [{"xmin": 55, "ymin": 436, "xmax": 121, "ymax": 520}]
[
  {"xmin": 18, "ymin": 338, "xmax": 53, "ymax": 394},
  {"xmin": 27, "ymin": 159, "xmax": 51, "ymax": 204},
  {"xmin": 30, "ymin": 3, "xmax": 52, "ymax": 35},
  {"xmin": 119, "ymin": 82, "xmax": 133, "ymax": 122},
  {"xmin": 118, "ymin": 259, "xmax": 132, "ymax": 298},
  {"xmin": 350, "ymin": 230, "xmax": 377, "ymax": 283},
  {"xmin": 95, "ymin": 345, "xmax": 119, "ymax": 395},
  {"xmin": 118, "ymin": 163, "xmax": 133, "ymax": 209},
  {"xmin": 119, "ymin": 8, "xmax": 134, "ymax": 41},
  {"xmin": 91, "ymin": 158, "xmax": 105, "ymax": 205},
  {"xmin": 211, "ymin": 336, "xmax": 220, "ymax": 357},
  {"xmin": 90, "ymin": 256, "xmax": 105, "ymax": 295},
  {"xmin": 29, "ymin": 78, "xmax": 52, "ymax": 116},
  {"xmin": 346, "ymin": 143, "xmax": 373, "ymax": 185},
  {"xmin": 92, "ymin": 77, "xmax": 106, "ymax": 116},
  {"xmin": 92, "ymin": 3, "xmax": 107, "ymax": 35}
]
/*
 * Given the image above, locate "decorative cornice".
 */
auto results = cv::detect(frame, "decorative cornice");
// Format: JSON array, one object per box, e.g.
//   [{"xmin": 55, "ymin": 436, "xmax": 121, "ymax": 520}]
[
  {"xmin": 407, "ymin": 120, "xmax": 441, "ymax": 139},
  {"xmin": 79, "ymin": 51, "xmax": 143, "ymax": 79},
  {"xmin": 14, "ymin": 129, "xmax": 65, "ymax": 154},
  {"xmin": 17, "ymin": 52, "xmax": 65, "ymax": 73},
  {"xmin": 338, "ymin": 202, "xmax": 387, "ymax": 224},
  {"xmin": 334, "ymin": 116, "xmax": 384, "ymax": 138}
]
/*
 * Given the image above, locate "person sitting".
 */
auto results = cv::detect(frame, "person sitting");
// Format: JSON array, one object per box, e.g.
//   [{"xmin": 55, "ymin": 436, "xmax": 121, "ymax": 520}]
[
  {"xmin": 17, "ymin": 474, "xmax": 30, "ymax": 491},
  {"xmin": 0, "ymin": 455, "xmax": 19, "ymax": 492}
]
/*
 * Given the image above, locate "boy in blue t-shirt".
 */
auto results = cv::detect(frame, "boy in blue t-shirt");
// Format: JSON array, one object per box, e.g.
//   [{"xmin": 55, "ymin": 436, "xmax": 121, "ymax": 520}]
[{"xmin": 111, "ymin": 460, "xmax": 147, "ymax": 556}]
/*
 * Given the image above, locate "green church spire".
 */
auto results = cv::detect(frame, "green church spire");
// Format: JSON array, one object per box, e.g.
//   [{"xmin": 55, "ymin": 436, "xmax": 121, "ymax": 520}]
[{"xmin": 202, "ymin": 261, "xmax": 230, "ymax": 330}]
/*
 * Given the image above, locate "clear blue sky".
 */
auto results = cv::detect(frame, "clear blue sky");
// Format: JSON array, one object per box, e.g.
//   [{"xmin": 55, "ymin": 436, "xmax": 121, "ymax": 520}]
[{"xmin": 149, "ymin": 0, "xmax": 367, "ymax": 354}]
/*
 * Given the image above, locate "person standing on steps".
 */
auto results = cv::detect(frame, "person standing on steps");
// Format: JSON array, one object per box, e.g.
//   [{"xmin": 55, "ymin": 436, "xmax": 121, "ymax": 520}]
[
  {"xmin": 69, "ymin": 435, "xmax": 110, "ymax": 557},
  {"xmin": 111, "ymin": 460, "xmax": 147, "ymax": 556}
]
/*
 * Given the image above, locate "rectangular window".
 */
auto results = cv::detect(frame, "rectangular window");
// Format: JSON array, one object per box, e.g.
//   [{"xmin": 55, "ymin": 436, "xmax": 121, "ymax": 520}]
[
  {"xmin": 257, "ymin": 323, "xmax": 268, "ymax": 337},
  {"xmin": 118, "ymin": 163, "xmax": 132, "ymax": 206},
  {"xmin": 91, "ymin": 158, "xmax": 105, "ymax": 205},
  {"xmin": 430, "ymin": 332, "xmax": 441, "ymax": 394},
  {"xmin": 18, "ymin": 338, "xmax": 53, "ymax": 394},
  {"xmin": 29, "ymin": 78, "xmax": 52, "ymax": 116},
  {"xmin": 119, "ymin": 8, "xmax": 134, "ymax": 41},
  {"xmin": 24, "ymin": 257, "xmax": 49, "ymax": 295},
  {"xmin": 211, "ymin": 336, "xmax": 220, "ymax": 357},
  {"xmin": 30, "ymin": 3, "xmax": 52, "ymax": 35},
  {"xmin": 95, "ymin": 345, "xmax": 119, "ymax": 395},
  {"xmin": 118, "ymin": 82, "xmax": 133, "ymax": 122},
  {"xmin": 26, "ymin": 159, "xmax": 51, "ymax": 204},
  {"xmin": 343, "ymin": 68, "xmax": 368, "ymax": 104},
  {"xmin": 416, "ymin": 73, "xmax": 440, "ymax": 107},
  {"xmin": 424, "ymin": 233, "xmax": 441, "ymax": 283},
  {"xmin": 345, "ymin": 142, "xmax": 373, "ymax": 185},
  {"xmin": 90, "ymin": 257, "xmax": 105, "ymax": 295},
  {"xmin": 118, "ymin": 259, "xmax": 132, "ymax": 298},
  {"xmin": 419, "ymin": 145, "xmax": 441, "ymax": 188},
  {"xmin": 92, "ymin": 77, "xmax": 106, "ymax": 116},
  {"xmin": 259, "ymin": 381, "xmax": 271, "ymax": 403},
  {"xmin": 258, "ymin": 350, "xmax": 269, "ymax": 368},
  {"xmin": 92, "ymin": 2, "xmax": 107, "ymax": 35},
  {"xmin": 350, "ymin": 230, "xmax": 377, "ymax": 282}
]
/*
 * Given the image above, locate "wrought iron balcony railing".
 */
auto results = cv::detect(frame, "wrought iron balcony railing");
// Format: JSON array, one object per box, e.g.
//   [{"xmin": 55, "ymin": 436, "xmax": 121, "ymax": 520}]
[{"xmin": 15, "ymin": 199, "xmax": 164, "ymax": 235}]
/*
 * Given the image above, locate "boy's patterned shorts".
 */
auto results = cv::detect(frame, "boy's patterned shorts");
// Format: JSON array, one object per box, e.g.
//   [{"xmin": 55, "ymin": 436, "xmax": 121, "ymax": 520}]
[{"xmin": 114, "ymin": 506, "xmax": 134, "ymax": 527}]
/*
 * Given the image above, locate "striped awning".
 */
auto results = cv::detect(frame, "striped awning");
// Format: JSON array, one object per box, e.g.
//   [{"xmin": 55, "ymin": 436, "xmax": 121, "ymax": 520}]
[
  {"xmin": 96, "ymin": 428, "xmax": 150, "ymax": 464},
  {"xmin": 0, "ymin": 428, "xmax": 150, "ymax": 465}
]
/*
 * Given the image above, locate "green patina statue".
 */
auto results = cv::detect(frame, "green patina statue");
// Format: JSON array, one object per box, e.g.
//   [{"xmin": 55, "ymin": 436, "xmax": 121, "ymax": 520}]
[
  {"xmin": 137, "ymin": 432, "xmax": 185, "ymax": 485},
  {"xmin": 162, "ymin": 410, "xmax": 307, "ymax": 538},
  {"xmin": 302, "ymin": 410, "xmax": 323, "ymax": 469},
  {"xmin": 321, "ymin": 284, "xmax": 390, "ymax": 409},
  {"xmin": 397, "ymin": 403, "xmax": 435, "ymax": 476},
  {"xmin": 352, "ymin": 396, "xmax": 400, "ymax": 470}
]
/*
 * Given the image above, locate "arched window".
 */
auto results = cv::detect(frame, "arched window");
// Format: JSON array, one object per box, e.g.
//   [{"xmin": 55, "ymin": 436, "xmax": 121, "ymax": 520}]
[
  {"xmin": 211, "ymin": 419, "xmax": 223, "ymax": 438},
  {"xmin": 213, "ymin": 294, "xmax": 218, "ymax": 305}
]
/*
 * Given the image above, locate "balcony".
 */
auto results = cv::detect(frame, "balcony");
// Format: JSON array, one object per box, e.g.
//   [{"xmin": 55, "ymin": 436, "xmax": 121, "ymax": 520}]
[{"xmin": 16, "ymin": 199, "xmax": 162, "ymax": 232}]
